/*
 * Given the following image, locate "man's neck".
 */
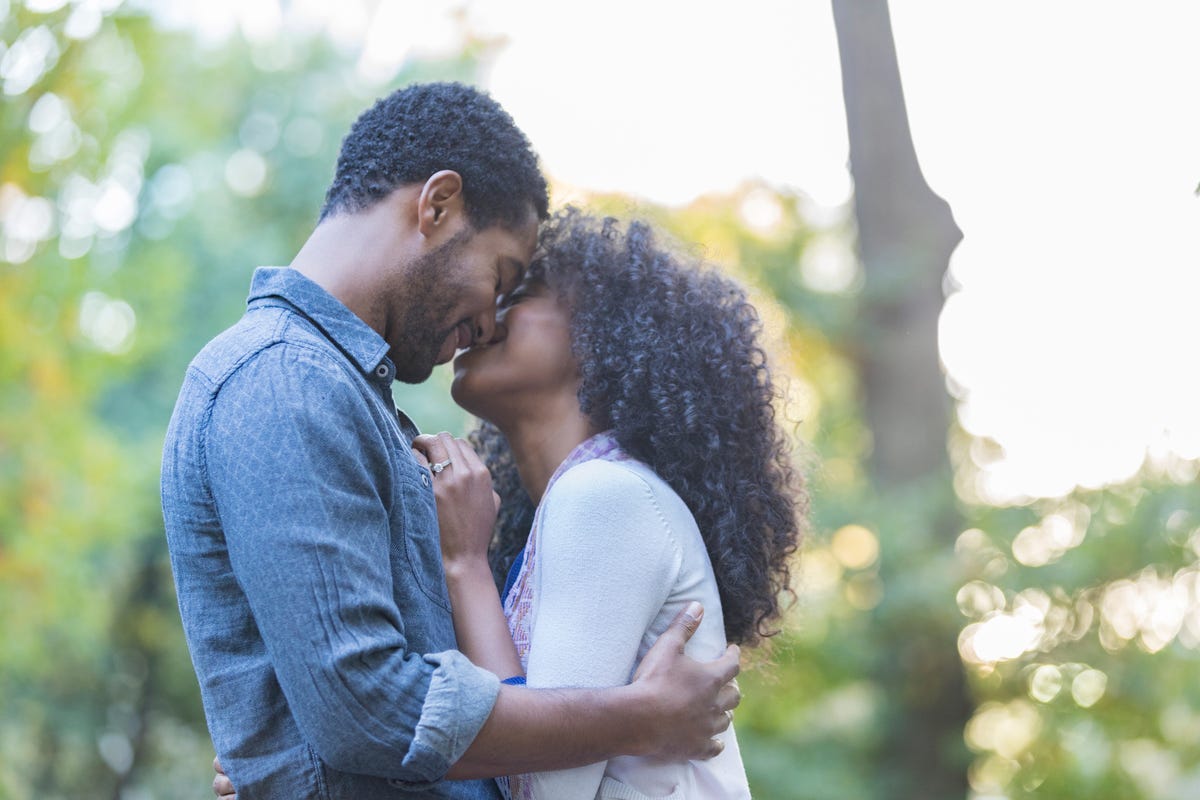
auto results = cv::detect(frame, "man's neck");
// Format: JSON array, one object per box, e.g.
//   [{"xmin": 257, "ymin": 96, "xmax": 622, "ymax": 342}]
[{"xmin": 288, "ymin": 190, "xmax": 419, "ymax": 336}]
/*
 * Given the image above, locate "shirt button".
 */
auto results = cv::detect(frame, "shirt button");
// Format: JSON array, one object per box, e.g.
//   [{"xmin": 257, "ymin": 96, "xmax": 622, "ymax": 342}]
[{"xmin": 420, "ymin": 473, "xmax": 429, "ymax": 487}]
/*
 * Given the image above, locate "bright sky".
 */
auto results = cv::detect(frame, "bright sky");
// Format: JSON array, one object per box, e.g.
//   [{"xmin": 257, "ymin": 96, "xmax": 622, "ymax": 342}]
[{"xmin": 159, "ymin": 0, "xmax": 1200, "ymax": 504}]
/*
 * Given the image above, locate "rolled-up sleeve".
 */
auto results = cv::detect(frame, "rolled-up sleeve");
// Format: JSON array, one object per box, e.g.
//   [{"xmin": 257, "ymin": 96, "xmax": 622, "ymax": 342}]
[
  {"xmin": 395, "ymin": 650, "xmax": 501, "ymax": 786},
  {"xmin": 205, "ymin": 343, "xmax": 497, "ymax": 781}
]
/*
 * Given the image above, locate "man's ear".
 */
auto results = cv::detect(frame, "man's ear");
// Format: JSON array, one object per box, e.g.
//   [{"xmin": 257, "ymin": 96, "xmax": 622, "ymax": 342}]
[{"xmin": 416, "ymin": 170, "xmax": 466, "ymax": 239}]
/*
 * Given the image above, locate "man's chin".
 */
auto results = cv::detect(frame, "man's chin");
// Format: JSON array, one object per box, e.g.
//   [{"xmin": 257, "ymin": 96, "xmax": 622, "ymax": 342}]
[
  {"xmin": 394, "ymin": 364, "xmax": 435, "ymax": 384},
  {"xmin": 392, "ymin": 351, "xmax": 439, "ymax": 384}
]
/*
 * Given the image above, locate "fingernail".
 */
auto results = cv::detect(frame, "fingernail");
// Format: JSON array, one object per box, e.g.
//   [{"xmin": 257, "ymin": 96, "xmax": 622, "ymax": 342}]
[{"xmin": 685, "ymin": 601, "xmax": 703, "ymax": 620}]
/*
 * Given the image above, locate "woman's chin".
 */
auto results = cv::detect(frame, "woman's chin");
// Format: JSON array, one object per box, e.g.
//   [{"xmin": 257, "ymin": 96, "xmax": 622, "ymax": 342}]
[{"xmin": 449, "ymin": 373, "xmax": 490, "ymax": 419}]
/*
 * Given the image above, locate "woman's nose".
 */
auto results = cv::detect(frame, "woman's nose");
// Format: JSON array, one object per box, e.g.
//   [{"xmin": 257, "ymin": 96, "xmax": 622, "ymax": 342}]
[
  {"xmin": 486, "ymin": 312, "xmax": 509, "ymax": 344},
  {"xmin": 470, "ymin": 313, "xmax": 495, "ymax": 346}
]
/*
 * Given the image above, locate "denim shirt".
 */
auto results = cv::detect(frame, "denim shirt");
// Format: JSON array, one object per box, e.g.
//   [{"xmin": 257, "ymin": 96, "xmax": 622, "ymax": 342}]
[{"xmin": 161, "ymin": 267, "xmax": 503, "ymax": 799}]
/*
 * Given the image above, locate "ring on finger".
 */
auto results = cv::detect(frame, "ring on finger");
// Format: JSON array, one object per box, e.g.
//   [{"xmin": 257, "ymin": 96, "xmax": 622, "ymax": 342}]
[{"xmin": 430, "ymin": 458, "xmax": 453, "ymax": 475}]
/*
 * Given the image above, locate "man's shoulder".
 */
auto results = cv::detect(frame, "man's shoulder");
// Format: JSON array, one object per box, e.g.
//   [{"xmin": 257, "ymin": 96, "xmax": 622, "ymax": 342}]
[{"xmin": 188, "ymin": 305, "xmax": 342, "ymax": 390}]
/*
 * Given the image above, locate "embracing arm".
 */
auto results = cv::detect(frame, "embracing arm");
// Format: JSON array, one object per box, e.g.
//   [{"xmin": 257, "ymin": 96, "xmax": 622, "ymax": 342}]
[
  {"xmin": 211, "ymin": 605, "xmax": 737, "ymax": 796},
  {"xmin": 449, "ymin": 602, "xmax": 739, "ymax": 779},
  {"xmin": 214, "ymin": 604, "xmax": 739, "ymax": 796}
]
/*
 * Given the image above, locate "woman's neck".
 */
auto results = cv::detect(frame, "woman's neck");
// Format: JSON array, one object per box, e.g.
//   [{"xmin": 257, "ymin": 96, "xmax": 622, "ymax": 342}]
[{"xmin": 498, "ymin": 402, "xmax": 597, "ymax": 505}]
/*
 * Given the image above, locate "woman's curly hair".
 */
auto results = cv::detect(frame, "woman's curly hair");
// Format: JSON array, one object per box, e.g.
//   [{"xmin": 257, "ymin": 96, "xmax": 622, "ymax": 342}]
[{"xmin": 470, "ymin": 207, "xmax": 807, "ymax": 647}]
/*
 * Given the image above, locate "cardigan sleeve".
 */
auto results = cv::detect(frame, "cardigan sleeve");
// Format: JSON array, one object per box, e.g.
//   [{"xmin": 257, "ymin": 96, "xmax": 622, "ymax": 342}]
[{"xmin": 522, "ymin": 459, "xmax": 684, "ymax": 800}]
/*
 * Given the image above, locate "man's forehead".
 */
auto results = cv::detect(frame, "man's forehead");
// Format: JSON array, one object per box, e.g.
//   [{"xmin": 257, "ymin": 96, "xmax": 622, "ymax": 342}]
[
  {"xmin": 493, "ymin": 213, "xmax": 540, "ymax": 263},
  {"xmin": 499, "ymin": 255, "xmax": 525, "ymax": 280},
  {"xmin": 513, "ymin": 208, "xmax": 541, "ymax": 251}
]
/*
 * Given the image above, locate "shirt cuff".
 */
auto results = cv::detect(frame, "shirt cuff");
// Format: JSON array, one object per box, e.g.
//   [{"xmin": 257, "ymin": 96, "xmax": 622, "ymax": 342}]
[{"xmin": 394, "ymin": 649, "xmax": 500, "ymax": 786}]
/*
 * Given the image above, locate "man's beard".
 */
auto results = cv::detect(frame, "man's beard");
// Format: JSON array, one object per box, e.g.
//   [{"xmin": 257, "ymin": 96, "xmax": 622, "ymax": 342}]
[{"xmin": 390, "ymin": 232, "xmax": 468, "ymax": 384}]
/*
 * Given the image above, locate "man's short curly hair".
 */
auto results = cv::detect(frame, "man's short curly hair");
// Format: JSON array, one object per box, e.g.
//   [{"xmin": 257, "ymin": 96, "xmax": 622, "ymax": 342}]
[
  {"xmin": 472, "ymin": 208, "xmax": 808, "ymax": 648},
  {"xmin": 320, "ymin": 82, "xmax": 549, "ymax": 230}
]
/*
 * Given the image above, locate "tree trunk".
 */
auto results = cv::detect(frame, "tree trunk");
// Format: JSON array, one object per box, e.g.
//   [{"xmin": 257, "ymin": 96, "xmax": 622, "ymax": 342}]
[
  {"xmin": 830, "ymin": 1, "xmax": 970, "ymax": 798},
  {"xmin": 832, "ymin": 0, "xmax": 961, "ymax": 486}
]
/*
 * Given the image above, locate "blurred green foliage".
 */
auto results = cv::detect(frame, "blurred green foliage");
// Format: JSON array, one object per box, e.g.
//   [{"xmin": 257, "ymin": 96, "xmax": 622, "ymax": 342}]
[{"xmin": 2, "ymin": 2, "xmax": 1198, "ymax": 799}]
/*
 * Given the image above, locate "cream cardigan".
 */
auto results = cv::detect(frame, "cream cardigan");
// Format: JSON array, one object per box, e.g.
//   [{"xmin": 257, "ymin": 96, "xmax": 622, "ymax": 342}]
[{"xmin": 506, "ymin": 455, "xmax": 751, "ymax": 800}]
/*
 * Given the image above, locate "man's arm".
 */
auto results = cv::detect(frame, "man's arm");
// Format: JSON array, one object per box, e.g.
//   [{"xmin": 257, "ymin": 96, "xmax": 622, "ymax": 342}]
[
  {"xmin": 447, "ymin": 603, "xmax": 741, "ymax": 779},
  {"xmin": 211, "ymin": 614, "xmax": 737, "ymax": 797}
]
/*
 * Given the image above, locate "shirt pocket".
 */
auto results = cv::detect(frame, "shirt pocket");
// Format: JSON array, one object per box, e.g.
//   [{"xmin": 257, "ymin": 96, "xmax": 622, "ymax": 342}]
[{"xmin": 394, "ymin": 470, "xmax": 453, "ymax": 613}]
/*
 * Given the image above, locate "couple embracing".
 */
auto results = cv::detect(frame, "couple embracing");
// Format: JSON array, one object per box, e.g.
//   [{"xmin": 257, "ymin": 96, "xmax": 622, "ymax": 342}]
[{"xmin": 161, "ymin": 82, "xmax": 804, "ymax": 800}]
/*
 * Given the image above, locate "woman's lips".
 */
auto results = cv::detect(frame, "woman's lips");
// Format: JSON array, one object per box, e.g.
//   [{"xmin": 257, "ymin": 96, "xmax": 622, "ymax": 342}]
[{"xmin": 453, "ymin": 337, "xmax": 494, "ymax": 369}]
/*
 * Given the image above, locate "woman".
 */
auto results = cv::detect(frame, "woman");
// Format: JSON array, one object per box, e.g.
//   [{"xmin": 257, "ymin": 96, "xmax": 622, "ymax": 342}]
[{"xmin": 417, "ymin": 208, "xmax": 806, "ymax": 799}]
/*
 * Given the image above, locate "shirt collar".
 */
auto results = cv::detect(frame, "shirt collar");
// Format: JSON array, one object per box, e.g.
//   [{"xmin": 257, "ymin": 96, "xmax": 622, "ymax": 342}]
[{"xmin": 246, "ymin": 267, "xmax": 392, "ymax": 377}]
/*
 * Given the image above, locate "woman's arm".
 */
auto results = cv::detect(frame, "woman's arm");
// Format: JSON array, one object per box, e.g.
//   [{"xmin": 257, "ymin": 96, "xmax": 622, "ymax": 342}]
[
  {"xmin": 413, "ymin": 433, "xmax": 523, "ymax": 680},
  {"xmin": 443, "ymin": 558, "xmax": 523, "ymax": 680}
]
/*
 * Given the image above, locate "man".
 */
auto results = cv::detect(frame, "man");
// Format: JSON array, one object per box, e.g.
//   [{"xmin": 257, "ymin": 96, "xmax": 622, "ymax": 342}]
[{"xmin": 161, "ymin": 82, "xmax": 739, "ymax": 799}]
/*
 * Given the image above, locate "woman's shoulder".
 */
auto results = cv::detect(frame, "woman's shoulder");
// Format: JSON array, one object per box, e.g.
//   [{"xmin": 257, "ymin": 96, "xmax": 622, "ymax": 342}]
[
  {"xmin": 551, "ymin": 457, "xmax": 677, "ymax": 510},
  {"xmin": 537, "ymin": 458, "xmax": 691, "ymax": 596},
  {"xmin": 545, "ymin": 457, "xmax": 656, "ymax": 515},
  {"xmin": 547, "ymin": 457, "xmax": 701, "ymax": 548}
]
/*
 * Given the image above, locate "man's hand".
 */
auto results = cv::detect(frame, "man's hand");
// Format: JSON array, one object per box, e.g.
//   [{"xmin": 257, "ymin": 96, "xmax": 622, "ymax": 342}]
[
  {"xmin": 212, "ymin": 757, "xmax": 235, "ymax": 800},
  {"xmin": 628, "ymin": 601, "xmax": 742, "ymax": 761}
]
